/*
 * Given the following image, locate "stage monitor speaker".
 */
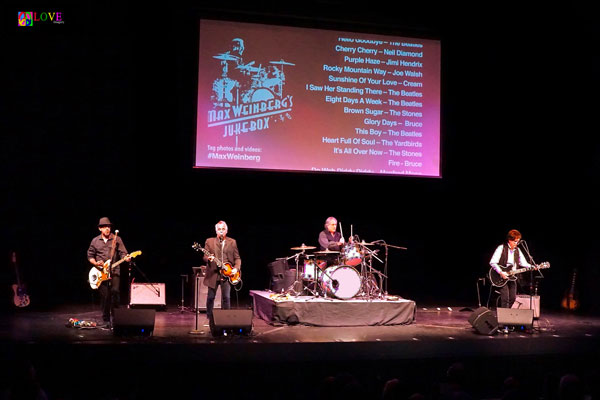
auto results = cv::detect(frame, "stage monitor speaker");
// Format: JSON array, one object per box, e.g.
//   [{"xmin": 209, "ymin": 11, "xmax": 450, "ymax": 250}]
[
  {"xmin": 210, "ymin": 309, "xmax": 253, "ymax": 337},
  {"xmin": 268, "ymin": 258, "xmax": 287, "ymax": 292},
  {"xmin": 512, "ymin": 295, "xmax": 540, "ymax": 319},
  {"xmin": 468, "ymin": 307, "xmax": 498, "ymax": 335},
  {"xmin": 193, "ymin": 276, "xmax": 221, "ymax": 310},
  {"xmin": 113, "ymin": 308, "xmax": 155, "ymax": 337},
  {"xmin": 130, "ymin": 283, "xmax": 166, "ymax": 309},
  {"xmin": 497, "ymin": 308, "xmax": 534, "ymax": 330},
  {"xmin": 283, "ymin": 269, "xmax": 297, "ymax": 292}
]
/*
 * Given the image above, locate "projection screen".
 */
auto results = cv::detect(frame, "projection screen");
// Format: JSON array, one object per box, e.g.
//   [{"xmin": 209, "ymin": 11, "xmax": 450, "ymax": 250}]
[{"xmin": 195, "ymin": 19, "xmax": 441, "ymax": 177}]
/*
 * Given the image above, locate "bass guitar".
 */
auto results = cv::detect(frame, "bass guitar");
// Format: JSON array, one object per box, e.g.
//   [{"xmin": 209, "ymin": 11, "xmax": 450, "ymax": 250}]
[
  {"xmin": 88, "ymin": 251, "xmax": 142, "ymax": 289},
  {"xmin": 11, "ymin": 251, "xmax": 30, "ymax": 308},
  {"xmin": 489, "ymin": 262, "xmax": 550, "ymax": 287},
  {"xmin": 561, "ymin": 268, "xmax": 580, "ymax": 311},
  {"xmin": 192, "ymin": 242, "xmax": 241, "ymax": 285}
]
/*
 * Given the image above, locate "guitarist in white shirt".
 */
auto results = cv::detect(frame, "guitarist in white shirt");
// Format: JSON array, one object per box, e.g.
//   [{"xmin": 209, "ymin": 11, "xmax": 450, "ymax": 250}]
[
  {"xmin": 87, "ymin": 217, "xmax": 131, "ymax": 324},
  {"xmin": 489, "ymin": 229, "xmax": 532, "ymax": 311},
  {"xmin": 202, "ymin": 221, "xmax": 241, "ymax": 322}
]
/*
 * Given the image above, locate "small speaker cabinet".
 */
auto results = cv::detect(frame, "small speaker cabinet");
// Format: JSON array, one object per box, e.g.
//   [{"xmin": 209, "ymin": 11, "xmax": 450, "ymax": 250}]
[{"xmin": 130, "ymin": 283, "xmax": 166, "ymax": 309}]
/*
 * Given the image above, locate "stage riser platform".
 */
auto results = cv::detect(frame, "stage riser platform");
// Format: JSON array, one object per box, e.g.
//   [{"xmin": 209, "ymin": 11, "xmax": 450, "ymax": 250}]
[{"xmin": 250, "ymin": 290, "xmax": 416, "ymax": 326}]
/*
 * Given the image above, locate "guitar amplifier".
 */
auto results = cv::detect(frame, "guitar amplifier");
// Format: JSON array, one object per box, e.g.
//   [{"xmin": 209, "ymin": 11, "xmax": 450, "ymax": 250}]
[
  {"xmin": 193, "ymin": 276, "xmax": 221, "ymax": 311},
  {"xmin": 512, "ymin": 295, "xmax": 540, "ymax": 318},
  {"xmin": 130, "ymin": 283, "xmax": 166, "ymax": 309}
]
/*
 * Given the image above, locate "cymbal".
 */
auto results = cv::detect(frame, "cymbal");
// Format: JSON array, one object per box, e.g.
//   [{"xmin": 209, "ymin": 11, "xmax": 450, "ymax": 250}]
[
  {"xmin": 290, "ymin": 244, "xmax": 316, "ymax": 250},
  {"xmin": 358, "ymin": 241, "xmax": 377, "ymax": 246},
  {"xmin": 315, "ymin": 249, "xmax": 340, "ymax": 255},
  {"xmin": 270, "ymin": 59, "xmax": 295, "ymax": 66},
  {"xmin": 213, "ymin": 53, "xmax": 238, "ymax": 61}
]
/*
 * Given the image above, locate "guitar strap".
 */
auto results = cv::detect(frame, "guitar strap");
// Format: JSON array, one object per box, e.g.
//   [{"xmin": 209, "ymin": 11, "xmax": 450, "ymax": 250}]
[{"xmin": 107, "ymin": 231, "xmax": 118, "ymax": 278}]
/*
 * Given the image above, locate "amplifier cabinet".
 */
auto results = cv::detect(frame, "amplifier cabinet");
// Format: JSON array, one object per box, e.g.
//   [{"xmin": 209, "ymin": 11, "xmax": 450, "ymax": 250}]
[{"xmin": 130, "ymin": 283, "xmax": 166, "ymax": 309}]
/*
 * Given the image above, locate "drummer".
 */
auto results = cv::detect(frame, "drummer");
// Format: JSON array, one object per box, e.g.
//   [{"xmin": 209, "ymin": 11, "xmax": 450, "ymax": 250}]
[{"xmin": 318, "ymin": 217, "xmax": 352, "ymax": 266}]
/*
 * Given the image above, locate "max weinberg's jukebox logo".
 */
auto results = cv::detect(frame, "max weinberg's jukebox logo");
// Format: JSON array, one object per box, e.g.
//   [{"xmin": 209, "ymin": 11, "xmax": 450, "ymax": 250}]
[{"xmin": 207, "ymin": 38, "xmax": 294, "ymax": 143}]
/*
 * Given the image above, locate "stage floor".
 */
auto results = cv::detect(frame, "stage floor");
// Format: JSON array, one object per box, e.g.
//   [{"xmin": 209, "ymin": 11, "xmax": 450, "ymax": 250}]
[
  {"xmin": 2, "ymin": 303, "xmax": 599, "ymax": 399},
  {"xmin": 2, "ymin": 302, "xmax": 599, "ymax": 354}
]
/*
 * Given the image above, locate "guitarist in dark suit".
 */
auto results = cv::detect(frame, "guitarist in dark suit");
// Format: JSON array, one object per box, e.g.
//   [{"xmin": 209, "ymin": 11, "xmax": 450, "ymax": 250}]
[
  {"xmin": 87, "ymin": 217, "xmax": 130, "ymax": 324},
  {"xmin": 202, "ymin": 221, "xmax": 241, "ymax": 321},
  {"xmin": 489, "ymin": 229, "xmax": 532, "ymax": 310}
]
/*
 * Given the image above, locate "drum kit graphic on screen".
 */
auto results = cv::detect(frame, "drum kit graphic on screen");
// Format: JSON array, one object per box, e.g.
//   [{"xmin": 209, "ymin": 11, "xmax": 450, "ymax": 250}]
[{"xmin": 211, "ymin": 38, "xmax": 295, "ymax": 108}]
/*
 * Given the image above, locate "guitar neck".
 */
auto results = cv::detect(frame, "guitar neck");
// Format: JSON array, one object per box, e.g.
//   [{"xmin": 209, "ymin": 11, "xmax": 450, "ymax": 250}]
[
  {"xmin": 111, "ymin": 258, "xmax": 127, "ymax": 269},
  {"xmin": 508, "ymin": 263, "xmax": 549, "ymax": 276},
  {"xmin": 194, "ymin": 245, "xmax": 227, "ymax": 268},
  {"xmin": 11, "ymin": 252, "xmax": 23, "ymax": 287},
  {"xmin": 203, "ymin": 248, "xmax": 224, "ymax": 268},
  {"xmin": 509, "ymin": 267, "xmax": 530, "ymax": 276},
  {"xmin": 109, "ymin": 251, "xmax": 140, "ymax": 269}
]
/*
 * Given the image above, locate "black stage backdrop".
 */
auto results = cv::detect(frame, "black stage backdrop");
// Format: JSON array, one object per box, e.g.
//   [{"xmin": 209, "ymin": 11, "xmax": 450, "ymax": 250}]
[{"xmin": 2, "ymin": 2, "xmax": 599, "ymax": 312}]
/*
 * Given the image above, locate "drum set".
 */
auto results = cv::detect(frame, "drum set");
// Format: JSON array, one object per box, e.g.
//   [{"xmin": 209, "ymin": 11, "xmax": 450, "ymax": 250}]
[
  {"xmin": 285, "ymin": 240, "xmax": 388, "ymax": 300},
  {"xmin": 212, "ymin": 51, "xmax": 295, "ymax": 108}
]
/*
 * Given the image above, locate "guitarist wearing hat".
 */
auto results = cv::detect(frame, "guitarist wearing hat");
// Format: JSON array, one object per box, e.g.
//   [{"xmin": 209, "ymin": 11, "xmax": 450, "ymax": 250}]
[
  {"xmin": 202, "ymin": 221, "xmax": 241, "ymax": 322},
  {"xmin": 87, "ymin": 217, "xmax": 131, "ymax": 324}
]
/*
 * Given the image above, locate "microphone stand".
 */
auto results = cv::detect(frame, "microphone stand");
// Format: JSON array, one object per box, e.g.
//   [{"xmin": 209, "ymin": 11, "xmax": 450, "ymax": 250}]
[
  {"xmin": 372, "ymin": 240, "xmax": 407, "ymax": 295},
  {"xmin": 107, "ymin": 230, "xmax": 118, "ymax": 326},
  {"xmin": 130, "ymin": 260, "xmax": 161, "ymax": 297},
  {"xmin": 519, "ymin": 240, "xmax": 541, "ymax": 324},
  {"xmin": 189, "ymin": 271, "xmax": 203, "ymax": 335}
]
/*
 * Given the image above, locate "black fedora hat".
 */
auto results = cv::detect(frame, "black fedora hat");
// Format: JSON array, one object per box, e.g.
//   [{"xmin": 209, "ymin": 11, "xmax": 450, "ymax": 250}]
[{"xmin": 97, "ymin": 217, "xmax": 113, "ymax": 227}]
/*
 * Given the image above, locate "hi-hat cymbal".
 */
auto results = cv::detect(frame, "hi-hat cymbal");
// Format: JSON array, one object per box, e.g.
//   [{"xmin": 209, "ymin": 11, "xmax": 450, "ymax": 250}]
[{"xmin": 290, "ymin": 244, "xmax": 316, "ymax": 250}]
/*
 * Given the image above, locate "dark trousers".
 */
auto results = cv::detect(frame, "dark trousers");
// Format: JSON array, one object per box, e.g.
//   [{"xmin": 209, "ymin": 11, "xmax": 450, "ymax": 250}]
[
  {"xmin": 499, "ymin": 280, "xmax": 517, "ymax": 309},
  {"xmin": 206, "ymin": 280, "xmax": 231, "ymax": 320},
  {"xmin": 99, "ymin": 274, "xmax": 120, "ymax": 321}
]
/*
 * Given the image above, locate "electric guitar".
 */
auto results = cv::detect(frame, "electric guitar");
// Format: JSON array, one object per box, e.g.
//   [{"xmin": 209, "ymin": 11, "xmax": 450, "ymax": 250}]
[
  {"xmin": 489, "ymin": 262, "xmax": 550, "ymax": 287},
  {"xmin": 11, "ymin": 251, "xmax": 30, "ymax": 307},
  {"xmin": 88, "ymin": 251, "xmax": 142, "ymax": 289},
  {"xmin": 561, "ymin": 268, "xmax": 580, "ymax": 311},
  {"xmin": 192, "ymin": 242, "xmax": 241, "ymax": 285}
]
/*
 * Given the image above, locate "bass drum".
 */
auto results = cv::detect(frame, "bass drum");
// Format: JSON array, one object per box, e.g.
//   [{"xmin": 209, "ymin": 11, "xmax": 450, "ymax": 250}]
[{"xmin": 320, "ymin": 265, "xmax": 361, "ymax": 300}]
